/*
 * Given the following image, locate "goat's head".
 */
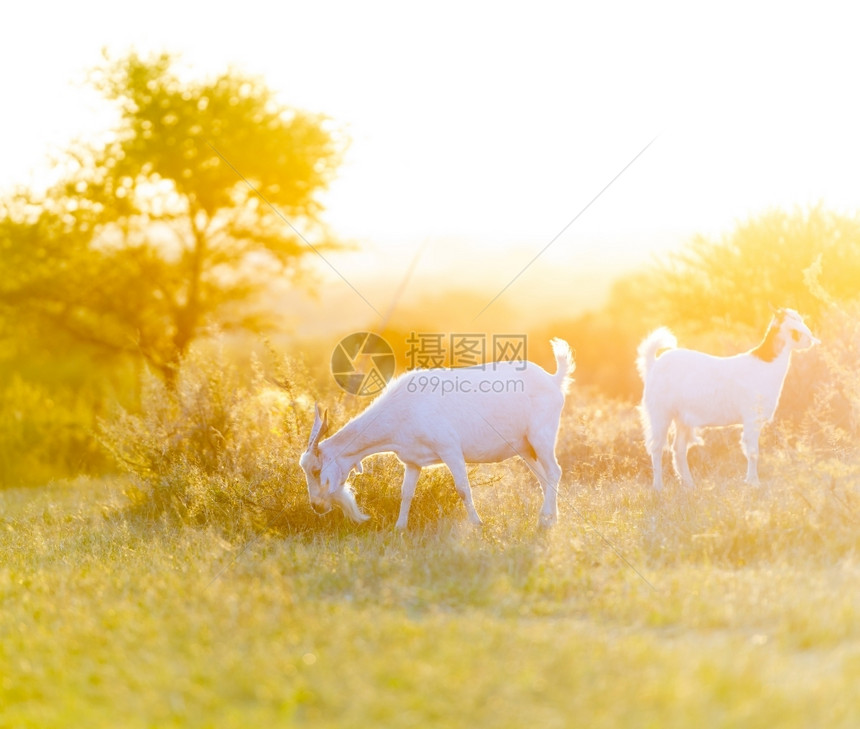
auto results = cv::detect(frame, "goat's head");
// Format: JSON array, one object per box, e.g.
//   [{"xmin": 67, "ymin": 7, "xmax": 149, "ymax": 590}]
[
  {"xmin": 298, "ymin": 404, "xmax": 370, "ymax": 523},
  {"xmin": 775, "ymin": 307, "xmax": 820, "ymax": 352}
]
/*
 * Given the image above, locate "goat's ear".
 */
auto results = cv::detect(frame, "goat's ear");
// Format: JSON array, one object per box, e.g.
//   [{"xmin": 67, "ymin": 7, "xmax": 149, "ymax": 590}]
[{"xmin": 324, "ymin": 468, "xmax": 342, "ymax": 495}]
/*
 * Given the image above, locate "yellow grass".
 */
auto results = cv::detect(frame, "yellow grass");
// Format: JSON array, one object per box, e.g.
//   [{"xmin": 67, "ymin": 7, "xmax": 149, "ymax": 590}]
[{"xmin": 2, "ymin": 425, "xmax": 859, "ymax": 729}]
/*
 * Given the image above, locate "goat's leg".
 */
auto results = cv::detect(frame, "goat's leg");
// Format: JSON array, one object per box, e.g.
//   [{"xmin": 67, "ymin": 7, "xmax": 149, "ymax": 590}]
[
  {"xmin": 395, "ymin": 463, "xmax": 421, "ymax": 530},
  {"xmin": 522, "ymin": 437, "xmax": 562, "ymax": 527},
  {"xmin": 672, "ymin": 424, "xmax": 696, "ymax": 489},
  {"xmin": 741, "ymin": 420, "xmax": 762, "ymax": 485},
  {"xmin": 443, "ymin": 456, "xmax": 482, "ymax": 525},
  {"xmin": 646, "ymin": 413, "xmax": 671, "ymax": 491}
]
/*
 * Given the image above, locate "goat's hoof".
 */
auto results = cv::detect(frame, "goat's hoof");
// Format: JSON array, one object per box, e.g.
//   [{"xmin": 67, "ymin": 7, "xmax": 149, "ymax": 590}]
[{"xmin": 538, "ymin": 513, "xmax": 557, "ymax": 529}]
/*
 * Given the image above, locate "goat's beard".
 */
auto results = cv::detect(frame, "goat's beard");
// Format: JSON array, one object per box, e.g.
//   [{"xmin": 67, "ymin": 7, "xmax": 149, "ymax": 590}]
[{"xmin": 332, "ymin": 485, "xmax": 370, "ymax": 523}]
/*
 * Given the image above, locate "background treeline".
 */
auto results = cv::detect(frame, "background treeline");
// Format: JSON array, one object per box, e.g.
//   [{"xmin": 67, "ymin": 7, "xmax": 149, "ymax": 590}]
[
  {"xmin": 1, "ymin": 52, "xmax": 859, "ymax": 497},
  {"xmin": 542, "ymin": 206, "xmax": 860, "ymax": 402}
]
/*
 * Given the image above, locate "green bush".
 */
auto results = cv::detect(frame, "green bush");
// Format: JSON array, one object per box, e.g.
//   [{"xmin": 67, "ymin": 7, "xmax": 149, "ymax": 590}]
[{"xmin": 0, "ymin": 374, "xmax": 107, "ymax": 488}]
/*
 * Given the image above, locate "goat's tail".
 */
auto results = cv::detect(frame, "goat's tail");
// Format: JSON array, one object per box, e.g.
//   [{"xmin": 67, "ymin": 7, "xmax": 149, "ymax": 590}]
[
  {"xmin": 550, "ymin": 338, "xmax": 575, "ymax": 395},
  {"xmin": 636, "ymin": 327, "xmax": 677, "ymax": 382}
]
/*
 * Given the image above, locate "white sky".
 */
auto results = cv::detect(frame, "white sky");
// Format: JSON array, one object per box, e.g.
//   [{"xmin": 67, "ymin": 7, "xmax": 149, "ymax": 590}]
[{"xmin": 2, "ymin": 0, "xmax": 859, "ymax": 326}]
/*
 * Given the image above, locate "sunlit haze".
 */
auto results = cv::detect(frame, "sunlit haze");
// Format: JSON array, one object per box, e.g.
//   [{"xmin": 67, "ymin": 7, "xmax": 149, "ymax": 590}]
[{"xmin": 3, "ymin": 0, "xmax": 859, "ymax": 332}]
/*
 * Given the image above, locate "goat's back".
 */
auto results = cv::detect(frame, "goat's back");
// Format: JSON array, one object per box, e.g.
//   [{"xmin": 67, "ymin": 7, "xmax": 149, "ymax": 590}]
[
  {"xmin": 371, "ymin": 361, "xmax": 565, "ymax": 462},
  {"xmin": 644, "ymin": 348, "xmax": 782, "ymax": 427}
]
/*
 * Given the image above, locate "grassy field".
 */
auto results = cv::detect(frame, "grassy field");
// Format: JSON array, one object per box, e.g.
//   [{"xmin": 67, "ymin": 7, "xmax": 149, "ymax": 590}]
[{"xmin": 2, "ymin": 420, "xmax": 860, "ymax": 729}]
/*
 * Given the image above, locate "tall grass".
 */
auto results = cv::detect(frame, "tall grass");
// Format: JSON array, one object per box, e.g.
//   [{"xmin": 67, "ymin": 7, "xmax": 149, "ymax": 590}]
[
  {"xmin": 37, "ymin": 323, "xmax": 854, "ymax": 726},
  {"xmin": 2, "ymin": 455, "xmax": 860, "ymax": 727}
]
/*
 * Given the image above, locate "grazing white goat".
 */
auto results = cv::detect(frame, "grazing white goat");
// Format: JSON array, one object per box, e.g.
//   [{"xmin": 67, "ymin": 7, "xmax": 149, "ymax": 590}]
[
  {"xmin": 299, "ymin": 339, "xmax": 573, "ymax": 529},
  {"xmin": 637, "ymin": 308, "xmax": 819, "ymax": 490}
]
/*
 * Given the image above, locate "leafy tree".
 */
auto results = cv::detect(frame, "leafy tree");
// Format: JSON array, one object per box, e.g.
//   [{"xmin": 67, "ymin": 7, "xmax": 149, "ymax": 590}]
[
  {"xmin": 0, "ymin": 51, "xmax": 346, "ymax": 383},
  {"xmin": 656, "ymin": 206, "xmax": 860, "ymax": 332}
]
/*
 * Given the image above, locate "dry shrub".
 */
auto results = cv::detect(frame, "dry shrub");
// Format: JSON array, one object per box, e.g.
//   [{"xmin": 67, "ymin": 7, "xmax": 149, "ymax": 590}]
[
  {"xmin": 99, "ymin": 342, "xmax": 316, "ymax": 533},
  {"xmin": 99, "ymin": 342, "xmax": 482, "ymax": 534}
]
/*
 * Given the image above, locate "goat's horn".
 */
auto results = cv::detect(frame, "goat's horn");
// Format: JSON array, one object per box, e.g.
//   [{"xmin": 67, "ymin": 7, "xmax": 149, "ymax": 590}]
[{"xmin": 308, "ymin": 403, "xmax": 327, "ymax": 449}]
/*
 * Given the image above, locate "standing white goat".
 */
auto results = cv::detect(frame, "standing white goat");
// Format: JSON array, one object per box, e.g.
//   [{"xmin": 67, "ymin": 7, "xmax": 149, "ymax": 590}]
[
  {"xmin": 299, "ymin": 339, "xmax": 573, "ymax": 529},
  {"xmin": 637, "ymin": 308, "xmax": 819, "ymax": 490}
]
